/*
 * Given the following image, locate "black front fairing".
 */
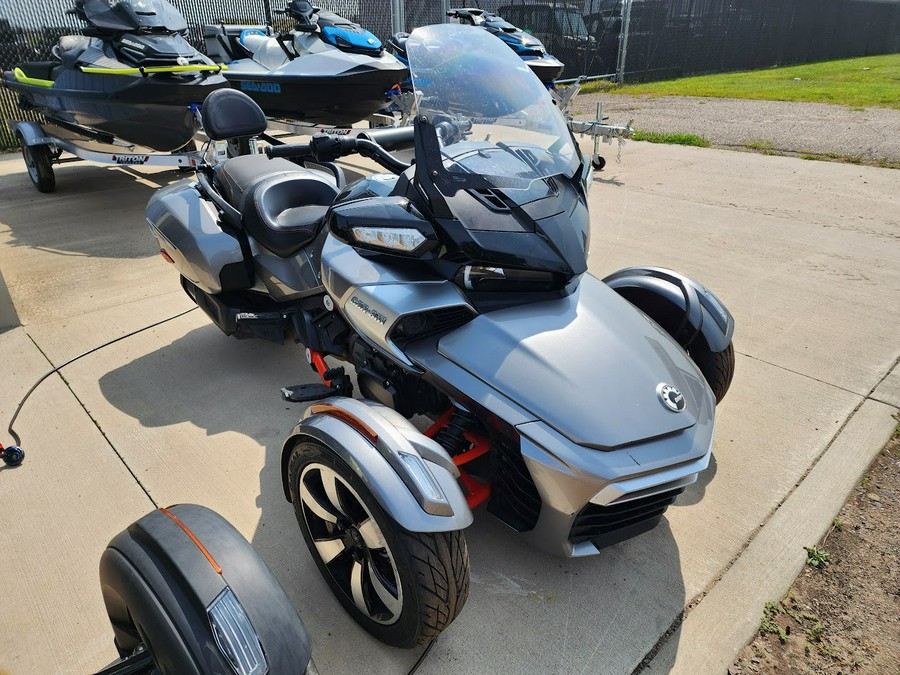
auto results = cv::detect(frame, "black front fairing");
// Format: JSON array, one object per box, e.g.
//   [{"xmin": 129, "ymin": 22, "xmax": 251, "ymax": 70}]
[
  {"xmin": 329, "ymin": 25, "xmax": 589, "ymax": 302},
  {"xmin": 77, "ymin": 0, "xmax": 188, "ymax": 34},
  {"xmin": 407, "ymin": 117, "xmax": 589, "ymax": 279}
]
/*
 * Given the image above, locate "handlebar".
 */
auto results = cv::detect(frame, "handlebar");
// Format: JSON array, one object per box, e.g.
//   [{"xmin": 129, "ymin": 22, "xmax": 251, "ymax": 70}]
[{"xmin": 265, "ymin": 131, "xmax": 411, "ymax": 175}]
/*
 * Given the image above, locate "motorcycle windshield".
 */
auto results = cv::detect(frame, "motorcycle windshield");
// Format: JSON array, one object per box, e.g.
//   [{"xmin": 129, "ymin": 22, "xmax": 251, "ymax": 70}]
[
  {"xmin": 407, "ymin": 24, "xmax": 580, "ymax": 193},
  {"xmin": 80, "ymin": 0, "xmax": 188, "ymax": 32}
]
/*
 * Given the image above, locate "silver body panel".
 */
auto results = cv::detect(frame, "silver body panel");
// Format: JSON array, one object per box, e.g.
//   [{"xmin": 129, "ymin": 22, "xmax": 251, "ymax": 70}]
[
  {"xmin": 320, "ymin": 233, "xmax": 474, "ymax": 368},
  {"xmin": 437, "ymin": 274, "xmax": 708, "ymax": 448},
  {"xmin": 250, "ymin": 233, "xmax": 325, "ymax": 300},
  {"xmin": 146, "ymin": 179, "xmax": 245, "ymax": 295},
  {"xmin": 282, "ymin": 397, "xmax": 473, "ymax": 533},
  {"xmin": 404, "ymin": 274, "xmax": 716, "ymax": 557}
]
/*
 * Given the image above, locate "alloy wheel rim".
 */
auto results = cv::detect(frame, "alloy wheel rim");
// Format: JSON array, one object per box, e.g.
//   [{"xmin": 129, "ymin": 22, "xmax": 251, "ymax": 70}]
[{"xmin": 299, "ymin": 463, "xmax": 403, "ymax": 625}]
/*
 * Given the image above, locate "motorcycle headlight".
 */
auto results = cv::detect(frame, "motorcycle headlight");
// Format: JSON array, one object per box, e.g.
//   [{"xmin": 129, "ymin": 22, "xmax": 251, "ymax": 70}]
[
  {"xmin": 208, "ymin": 588, "xmax": 268, "ymax": 675},
  {"xmin": 351, "ymin": 226, "xmax": 427, "ymax": 253}
]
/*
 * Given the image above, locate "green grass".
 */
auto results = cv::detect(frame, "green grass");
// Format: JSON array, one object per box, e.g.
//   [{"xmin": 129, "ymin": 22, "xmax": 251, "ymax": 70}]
[
  {"xmin": 745, "ymin": 139, "xmax": 777, "ymax": 155},
  {"xmin": 582, "ymin": 54, "xmax": 900, "ymax": 109},
  {"xmin": 632, "ymin": 130, "xmax": 710, "ymax": 147}
]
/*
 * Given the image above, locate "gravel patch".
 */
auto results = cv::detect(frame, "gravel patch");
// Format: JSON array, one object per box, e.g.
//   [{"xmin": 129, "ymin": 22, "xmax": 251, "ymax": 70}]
[{"xmin": 572, "ymin": 94, "xmax": 900, "ymax": 164}]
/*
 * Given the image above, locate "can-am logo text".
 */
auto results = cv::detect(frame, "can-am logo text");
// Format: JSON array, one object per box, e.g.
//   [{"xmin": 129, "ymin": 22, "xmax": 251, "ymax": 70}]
[{"xmin": 350, "ymin": 296, "xmax": 387, "ymax": 325}]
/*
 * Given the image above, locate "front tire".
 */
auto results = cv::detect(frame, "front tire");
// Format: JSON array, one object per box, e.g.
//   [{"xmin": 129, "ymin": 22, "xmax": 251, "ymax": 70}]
[
  {"xmin": 690, "ymin": 340, "xmax": 735, "ymax": 404},
  {"xmin": 287, "ymin": 440, "xmax": 470, "ymax": 648}
]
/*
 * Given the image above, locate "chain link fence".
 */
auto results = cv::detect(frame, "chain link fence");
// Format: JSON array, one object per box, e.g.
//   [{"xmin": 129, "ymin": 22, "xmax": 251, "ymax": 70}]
[{"xmin": 2, "ymin": 0, "xmax": 899, "ymax": 149}]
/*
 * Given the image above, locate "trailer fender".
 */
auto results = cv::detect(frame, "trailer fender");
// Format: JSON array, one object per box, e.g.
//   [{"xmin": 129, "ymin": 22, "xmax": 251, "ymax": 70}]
[
  {"xmin": 13, "ymin": 121, "xmax": 52, "ymax": 147},
  {"xmin": 603, "ymin": 265, "xmax": 734, "ymax": 353},
  {"xmin": 281, "ymin": 396, "xmax": 473, "ymax": 533}
]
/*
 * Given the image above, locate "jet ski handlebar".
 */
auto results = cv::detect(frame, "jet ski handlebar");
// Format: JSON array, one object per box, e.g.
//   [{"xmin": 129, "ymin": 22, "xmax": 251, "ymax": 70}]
[{"xmin": 266, "ymin": 131, "xmax": 411, "ymax": 175}]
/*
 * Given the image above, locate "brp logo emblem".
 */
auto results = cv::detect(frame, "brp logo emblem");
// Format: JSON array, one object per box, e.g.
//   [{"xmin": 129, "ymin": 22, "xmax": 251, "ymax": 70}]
[{"xmin": 657, "ymin": 384, "xmax": 686, "ymax": 412}]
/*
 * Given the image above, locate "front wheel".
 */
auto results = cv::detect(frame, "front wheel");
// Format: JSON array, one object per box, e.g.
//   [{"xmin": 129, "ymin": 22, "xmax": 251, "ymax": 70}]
[
  {"xmin": 690, "ymin": 340, "xmax": 735, "ymax": 404},
  {"xmin": 287, "ymin": 440, "xmax": 470, "ymax": 648}
]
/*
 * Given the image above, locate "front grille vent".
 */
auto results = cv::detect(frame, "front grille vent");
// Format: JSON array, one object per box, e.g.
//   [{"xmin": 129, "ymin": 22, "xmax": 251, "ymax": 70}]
[
  {"xmin": 487, "ymin": 440, "xmax": 541, "ymax": 532},
  {"xmin": 390, "ymin": 306, "xmax": 475, "ymax": 346},
  {"xmin": 570, "ymin": 487, "xmax": 684, "ymax": 546}
]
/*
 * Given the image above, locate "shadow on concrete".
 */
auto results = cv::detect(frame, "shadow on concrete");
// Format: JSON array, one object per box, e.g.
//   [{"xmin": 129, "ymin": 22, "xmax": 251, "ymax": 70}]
[
  {"xmin": 0, "ymin": 268, "xmax": 20, "ymax": 332},
  {"xmin": 97, "ymin": 322, "xmax": 688, "ymax": 673},
  {"xmin": 0, "ymin": 162, "xmax": 186, "ymax": 259},
  {"xmin": 0, "ymin": 160, "xmax": 368, "ymax": 260},
  {"xmin": 594, "ymin": 173, "xmax": 625, "ymax": 188},
  {"xmin": 675, "ymin": 452, "xmax": 717, "ymax": 507}
]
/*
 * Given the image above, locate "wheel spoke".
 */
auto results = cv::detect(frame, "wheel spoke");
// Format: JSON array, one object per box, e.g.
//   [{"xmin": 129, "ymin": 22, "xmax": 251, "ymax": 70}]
[
  {"xmin": 357, "ymin": 518, "xmax": 386, "ymax": 550},
  {"xmin": 321, "ymin": 469, "xmax": 347, "ymax": 518},
  {"xmin": 350, "ymin": 559, "xmax": 369, "ymax": 616},
  {"xmin": 366, "ymin": 558, "xmax": 402, "ymax": 617},
  {"xmin": 300, "ymin": 480, "xmax": 340, "ymax": 524},
  {"xmin": 312, "ymin": 536, "xmax": 347, "ymax": 564}
]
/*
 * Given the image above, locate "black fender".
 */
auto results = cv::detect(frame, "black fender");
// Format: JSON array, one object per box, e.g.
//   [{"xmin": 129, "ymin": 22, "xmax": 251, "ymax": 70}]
[
  {"xmin": 602, "ymin": 266, "xmax": 734, "ymax": 353},
  {"xmin": 100, "ymin": 504, "xmax": 312, "ymax": 674}
]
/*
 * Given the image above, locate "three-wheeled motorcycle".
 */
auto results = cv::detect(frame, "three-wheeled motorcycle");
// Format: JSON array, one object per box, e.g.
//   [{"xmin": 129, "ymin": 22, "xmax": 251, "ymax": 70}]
[{"xmin": 146, "ymin": 24, "xmax": 735, "ymax": 648}]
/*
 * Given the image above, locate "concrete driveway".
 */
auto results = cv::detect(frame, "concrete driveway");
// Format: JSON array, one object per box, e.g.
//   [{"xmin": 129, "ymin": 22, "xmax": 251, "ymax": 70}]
[{"xmin": 0, "ymin": 142, "xmax": 897, "ymax": 674}]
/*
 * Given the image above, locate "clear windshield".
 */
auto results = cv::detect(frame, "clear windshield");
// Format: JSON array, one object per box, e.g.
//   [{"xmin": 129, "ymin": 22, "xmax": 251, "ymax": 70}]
[{"xmin": 407, "ymin": 24, "xmax": 580, "ymax": 190}]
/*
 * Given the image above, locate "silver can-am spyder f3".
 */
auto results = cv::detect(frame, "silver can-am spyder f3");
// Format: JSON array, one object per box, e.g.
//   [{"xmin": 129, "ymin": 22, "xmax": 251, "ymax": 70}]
[{"xmin": 146, "ymin": 24, "xmax": 735, "ymax": 649}]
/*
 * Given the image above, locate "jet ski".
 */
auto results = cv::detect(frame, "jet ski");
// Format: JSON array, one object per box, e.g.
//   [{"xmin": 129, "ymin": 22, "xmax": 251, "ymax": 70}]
[
  {"xmin": 1, "ymin": 0, "xmax": 229, "ymax": 152},
  {"xmin": 203, "ymin": 0, "xmax": 408, "ymax": 126},
  {"xmin": 446, "ymin": 7, "xmax": 566, "ymax": 86}
]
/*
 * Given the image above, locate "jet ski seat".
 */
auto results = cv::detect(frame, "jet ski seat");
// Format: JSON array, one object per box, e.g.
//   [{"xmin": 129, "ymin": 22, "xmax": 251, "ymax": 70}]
[
  {"xmin": 54, "ymin": 35, "xmax": 92, "ymax": 69},
  {"xmin": 216, "ymin": 154, "xmax": 338, "ymax": 258}
]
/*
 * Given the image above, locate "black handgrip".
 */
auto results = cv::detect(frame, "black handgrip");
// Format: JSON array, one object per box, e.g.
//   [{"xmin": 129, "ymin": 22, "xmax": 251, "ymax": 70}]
[{"xmin": 265, "ymin": 143, "xmax": 312, "ymax": 159}]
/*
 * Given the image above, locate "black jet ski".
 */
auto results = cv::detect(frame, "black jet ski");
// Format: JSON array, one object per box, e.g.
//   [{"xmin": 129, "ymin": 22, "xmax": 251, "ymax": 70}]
[
  {"xmin": 1, "ymin": 0, "xmax": 228, "ymax": 152},
  {"xmin": 203, "ymin": 0, "xmax": 407, "ymax": 126}
]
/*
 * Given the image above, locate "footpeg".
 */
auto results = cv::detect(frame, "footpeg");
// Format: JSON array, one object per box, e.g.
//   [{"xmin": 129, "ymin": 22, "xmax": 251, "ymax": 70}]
[
  {"xmin": 281, "ymin": 383, "xmax": 338, "ymax": 403},
  {"xmin": 282, "ymin": 367, "xmax": 353, "ymax": 402}
]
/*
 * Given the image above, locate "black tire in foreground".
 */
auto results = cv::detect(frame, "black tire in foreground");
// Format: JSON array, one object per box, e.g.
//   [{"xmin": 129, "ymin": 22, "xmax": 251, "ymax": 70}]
[
  {"xmin": 100, "ymin": 504, "xmax": 313, "ymax": 674},
  {"xmin": 288, "ymin": 439, "xmax": 470, "ymax": 648},
  {"xmin": 690, "ymin": 340, "xmax": 735, "ymax": 404},
  {"xmin": 19, "ymin": 136, "xmax": 55, "ymax": 193}
]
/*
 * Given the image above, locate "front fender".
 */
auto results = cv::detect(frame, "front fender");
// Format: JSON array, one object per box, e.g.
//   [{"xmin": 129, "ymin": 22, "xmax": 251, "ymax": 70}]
[
  {"xmin": 281, "ymin": 397, "xmax": 473, "ymax": 533},
  {"xmin": 603, "ymin": 266, "xmax": 734, "ymax": 353}
]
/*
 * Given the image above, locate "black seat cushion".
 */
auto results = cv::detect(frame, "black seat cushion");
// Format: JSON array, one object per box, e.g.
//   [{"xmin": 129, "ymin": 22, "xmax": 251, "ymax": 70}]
[
  {"xmin": 215, "ymin": 154, "xmax": 338, "ymax": 257},
  {"xmin": 216, "ymin": 154, "xmax": 299, "ymax": 207}
]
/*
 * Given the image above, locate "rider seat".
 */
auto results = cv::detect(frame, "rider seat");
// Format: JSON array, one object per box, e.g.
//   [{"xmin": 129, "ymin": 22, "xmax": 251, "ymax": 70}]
[{"xmin": 216, "ymin": 154, "xmax": 338, "ymax": 258}]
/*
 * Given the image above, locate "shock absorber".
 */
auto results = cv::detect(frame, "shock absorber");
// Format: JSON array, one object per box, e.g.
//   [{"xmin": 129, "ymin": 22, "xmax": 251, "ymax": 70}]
[
  {"xmin": 431, "ymin": 407, "xmax": 479, "ymax": 457},
  {"xmin": 428, "ymin": 406, "xmax": 491, "ymax": 509}
]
